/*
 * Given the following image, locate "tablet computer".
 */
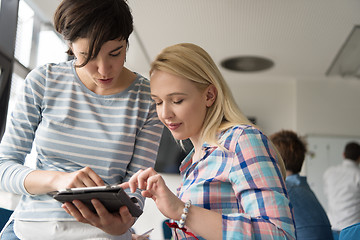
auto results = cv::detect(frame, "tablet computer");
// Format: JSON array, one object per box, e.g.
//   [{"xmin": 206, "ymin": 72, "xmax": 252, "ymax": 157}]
[{"xmin": 52, "ymin": 185, "xmax": 143, "ymax": 217}]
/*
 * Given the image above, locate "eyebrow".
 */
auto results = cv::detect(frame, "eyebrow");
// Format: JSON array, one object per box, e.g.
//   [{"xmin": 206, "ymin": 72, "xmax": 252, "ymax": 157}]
[{"xmin": 151, "ymin": 92, "xmax": 188, "ymax": 98}]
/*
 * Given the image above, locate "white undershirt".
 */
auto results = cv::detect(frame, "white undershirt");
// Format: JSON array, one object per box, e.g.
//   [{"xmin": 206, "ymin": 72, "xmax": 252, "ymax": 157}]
[{"xmin": 14, "ymin": 220, "xmax": 132, "ymax": 240}]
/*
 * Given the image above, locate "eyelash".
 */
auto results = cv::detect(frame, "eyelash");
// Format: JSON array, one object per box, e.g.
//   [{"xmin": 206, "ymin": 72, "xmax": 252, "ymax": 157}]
[
  {"xmin": 110, "ymin": 52, "xmax": 121, "ymax": 57},
  {"xmin": 154, "ymin": 100, "xmax": 183, "ymax": 106},
  {"xmin": 79, "ymin": 48, "xmax": 122, "ymax": 57}
]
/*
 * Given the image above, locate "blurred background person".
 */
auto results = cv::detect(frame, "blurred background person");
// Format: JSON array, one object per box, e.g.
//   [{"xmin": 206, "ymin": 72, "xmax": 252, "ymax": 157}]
[
  {"xmin": 323, "ymin": 141, "xmax": 360, "ymax": 238},
  {"xmin": 270, "ymin": 130, "xmax": 333, "ymax": 240}
]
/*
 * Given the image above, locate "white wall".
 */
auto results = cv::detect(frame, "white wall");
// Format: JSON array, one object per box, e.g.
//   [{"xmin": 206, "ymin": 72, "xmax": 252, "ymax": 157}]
[
  {"xmin": 296, "ymin": 77, "xmax": 360, "ymax": 136},
  {"xmin": 228, "ymin": 76, "xmax": 297, "ymax": 135},
  {"xmin": 229, "ymin": 75, "xmax": 360, "ymax": 137}
]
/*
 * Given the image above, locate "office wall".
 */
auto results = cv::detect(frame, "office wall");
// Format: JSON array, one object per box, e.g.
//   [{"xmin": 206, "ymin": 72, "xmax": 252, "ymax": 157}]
[
  {"xmin": 228, "ymin": 76, "xmax": 296, "ymax": 135},
  {"xmin": 229, "ymin": 75, "xmax": 360, "ymax": 137},
  {"xmin": 296, "ymin": 77, "xmax": 360, "ymax": 136}
]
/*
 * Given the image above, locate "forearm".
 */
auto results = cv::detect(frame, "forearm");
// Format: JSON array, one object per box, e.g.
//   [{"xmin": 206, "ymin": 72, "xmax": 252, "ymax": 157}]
[
  {"xmin": 24, "ymin": 169, "xmax": 63, "ymax": 195},
  {"xmin": 185, "ymin": 200, "xmax": 294, "ymax": 240},
  {"xmin": 24, "ymin": 166, "xmax": 105, "ymax": 195},
  {"xmin": 0, "ymin": 160, "xmax": 34, "ymax": 195},
  {"xmin": 179, "ymin": 204, "xmax": 222, "ymax": 240},
  {"xmin": 1, "ymin": 160, "xmax": 61, "ymax": 196}
]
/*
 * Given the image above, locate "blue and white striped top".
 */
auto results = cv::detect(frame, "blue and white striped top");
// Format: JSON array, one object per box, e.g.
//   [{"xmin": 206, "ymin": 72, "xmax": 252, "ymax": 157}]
[{"xmin": 0, "ymin": 60, "xmax": 163, "ymax": 221}]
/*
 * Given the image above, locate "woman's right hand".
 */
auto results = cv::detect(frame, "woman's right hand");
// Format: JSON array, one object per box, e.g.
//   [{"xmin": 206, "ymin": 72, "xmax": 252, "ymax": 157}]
[
  {"xmin": 121, "ymin": 168, "xmax": 184, "ymax": 221},
  {"xmin": 24, "ymin": 166, "xmax": 105, "ymax": 195},
  {"xmin": 53, "ymin": 166, "xmax": 105, "ymax": 190}
]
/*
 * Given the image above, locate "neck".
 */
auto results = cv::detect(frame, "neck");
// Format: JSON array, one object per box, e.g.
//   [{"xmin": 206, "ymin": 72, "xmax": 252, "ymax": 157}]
[
  {"xmin": 286, "ymin": 170, "xmax": 294, "ymax": 177},
  {"xmin": 190, "ymin": 137, "xmax": 202, "ymax": 162}
]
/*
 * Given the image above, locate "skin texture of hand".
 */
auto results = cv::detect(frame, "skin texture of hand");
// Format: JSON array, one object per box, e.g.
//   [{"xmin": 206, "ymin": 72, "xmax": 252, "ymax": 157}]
[
  {"xmin": 24, "ymin": 166, "xmax": 105, "ymax": 195},
  {"xmin": 54, "ymin": 166, "xmax": 105, "ymax": 189},
  {"xmin": 121, "ymin": 168, "xmax": 184, "ymax": 221},
  {"xmin": 62, "ymin": 199, "xmax": 135, "ymax": 236}
]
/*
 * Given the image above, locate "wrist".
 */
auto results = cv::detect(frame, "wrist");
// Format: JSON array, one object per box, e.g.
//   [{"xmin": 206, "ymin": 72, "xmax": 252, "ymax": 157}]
[
  {"xmin": 49, "ymin": 171, "xmax": 64, "ymax": 190},
  {"xmin": 178, "ymin": 200, "xmax": 191, "ymax": 228},
  {"xmin": 24, "ymin": 170, "xmax": 60, "ymax": 194}
]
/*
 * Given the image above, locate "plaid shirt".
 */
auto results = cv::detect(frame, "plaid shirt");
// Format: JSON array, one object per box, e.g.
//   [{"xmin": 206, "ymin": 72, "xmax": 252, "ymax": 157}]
[{"xmin": 175, "ymin": 125, "xmax": 296, "ymax": 239}]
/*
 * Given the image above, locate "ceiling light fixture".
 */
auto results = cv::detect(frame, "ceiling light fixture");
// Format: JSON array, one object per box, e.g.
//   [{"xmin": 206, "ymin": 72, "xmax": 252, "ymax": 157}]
[
  {"xmin": 326, "ymin": 25, "xmax": 360, "ymax": 78},
  {"xmin": 221, "ymin": 56, "xmax": 274, "ymax": 72}
]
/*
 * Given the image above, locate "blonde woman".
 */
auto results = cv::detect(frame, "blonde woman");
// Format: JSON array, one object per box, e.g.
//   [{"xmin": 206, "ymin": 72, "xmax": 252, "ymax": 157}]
[{"xmin": 123, "ymin": 43, "xmax": 295, "ymax": 239}]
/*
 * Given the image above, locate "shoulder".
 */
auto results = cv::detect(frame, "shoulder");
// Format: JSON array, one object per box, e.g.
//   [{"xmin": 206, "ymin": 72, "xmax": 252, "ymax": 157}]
[
  {"xmin": 219, "ymin": 125, "xmax": 284, "ymax": 173},
  {"xmin": 324, "ymin": 163, "xmax": 342, "ymax": 175},
  {"xmin": 130, "ymin": 73, "xmax": 152, "ymax": 100},
  {"xmin": 26, "ymin": 61, "xmax": 73, "ymax": 83},
  {"xmin": 219, "ymin": 125, "xmax": 269, "ymax": 152},
  {"xmin": 29, "ymin": 60, "xmax": 72, "ymax": 74},
  {"xmin": 133, "ymin": 73, "xmax": 151, "ymax": 90}
]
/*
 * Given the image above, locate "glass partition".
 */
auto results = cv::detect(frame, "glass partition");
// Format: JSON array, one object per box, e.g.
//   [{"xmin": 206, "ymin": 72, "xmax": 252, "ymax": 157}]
[{"xmin": 14, "ymin": 0, "xmax": 34, "ymax": 68}]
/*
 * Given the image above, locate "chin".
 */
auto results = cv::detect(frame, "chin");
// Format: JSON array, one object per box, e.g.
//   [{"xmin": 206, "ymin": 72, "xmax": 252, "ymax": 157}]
[{"xmin": 170, "ymin": 133, "xmax": 189, "ymax": 141}]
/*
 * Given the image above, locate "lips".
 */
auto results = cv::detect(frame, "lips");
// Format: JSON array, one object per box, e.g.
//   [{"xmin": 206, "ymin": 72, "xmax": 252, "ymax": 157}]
[
  {"xmin": 97, "ymin": 78, "xmax": 113, "ymax": 84},
  {"xmin": 166, "ymin": 123, "xmax": 181, "ymax": 131},
  {"xmin": 99, "ymin": 78, "xmax": 112, "ymax": 81}
]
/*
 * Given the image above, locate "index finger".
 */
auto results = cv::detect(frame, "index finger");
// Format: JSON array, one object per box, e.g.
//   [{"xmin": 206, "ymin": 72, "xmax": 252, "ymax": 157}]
[
  {"xmin": 126, "ymin": 169, "xmax": 144, "ymax": 193},
  {"xmin": 119, "ymin": 182, "xmax": 130, "ymax": 190},
  {"xmin": 84, "ymin": 167, "xmax": 105, "ymax": 186},
  {"xmin": 136, "ymin": 168, "xmax": 159, "ymax": 190}
]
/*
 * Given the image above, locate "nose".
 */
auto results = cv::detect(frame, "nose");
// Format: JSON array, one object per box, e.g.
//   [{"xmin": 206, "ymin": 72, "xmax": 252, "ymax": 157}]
[
  {"xmin": 96, "ymin": 57, "xmax": 111, "ymax": 77},
  {"xmin": 159, "ymin": 102, "xmax": 174, "ymax": 120}
]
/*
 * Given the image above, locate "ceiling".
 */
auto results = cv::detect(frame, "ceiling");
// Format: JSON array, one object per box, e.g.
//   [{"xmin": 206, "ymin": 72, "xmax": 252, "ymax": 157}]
[{"xmin": 28, "ymin": 0, "xmax": 360, "ymax": 84}]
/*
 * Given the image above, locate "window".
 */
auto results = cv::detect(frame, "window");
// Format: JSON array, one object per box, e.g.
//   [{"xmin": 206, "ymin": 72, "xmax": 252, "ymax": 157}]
[
  {"xmin": 37, "ymin": 24, "xmax": 67, "ymax": 66},
  {"xmin": 14, "ymin": 0, "xmax": 34, "ymax": 68},
  {"xmin": 14, "ymin": 0, "xmax": 67, "ymax": 70},
  {"xmin": 10, "ymin": 0, "xmax": 67, "ymax": 117}
]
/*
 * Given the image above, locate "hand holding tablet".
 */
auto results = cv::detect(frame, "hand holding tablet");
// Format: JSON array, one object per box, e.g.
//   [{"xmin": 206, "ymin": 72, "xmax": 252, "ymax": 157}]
[{"xmin": 52, "ymin": 185, "xmax": 143, "ymax": 217}]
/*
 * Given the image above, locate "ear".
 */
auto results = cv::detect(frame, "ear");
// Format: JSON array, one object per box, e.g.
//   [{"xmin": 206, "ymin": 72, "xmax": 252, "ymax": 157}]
[{"xmin": 205, "ymin": 85, "xmax": 217, "ymax": 107}]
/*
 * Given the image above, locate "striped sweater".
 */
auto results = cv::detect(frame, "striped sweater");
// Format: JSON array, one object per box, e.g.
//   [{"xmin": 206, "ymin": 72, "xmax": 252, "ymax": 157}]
[{"xmin": 0, "ymin": 60, "xmax": 163, "ymax": 220}]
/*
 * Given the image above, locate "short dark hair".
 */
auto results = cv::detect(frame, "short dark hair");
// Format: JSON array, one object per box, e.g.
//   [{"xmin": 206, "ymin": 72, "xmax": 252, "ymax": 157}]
[
  {"xmin": 344, "ymin": 142, "xmax": 360, "ymax": 161},
  {"xmin": 270, "ymin": 130, "xmax": 307, "ymax": 174},
  {"xmin": 53, "ymin": 0, "xmax": 133, "ymax": 67}
]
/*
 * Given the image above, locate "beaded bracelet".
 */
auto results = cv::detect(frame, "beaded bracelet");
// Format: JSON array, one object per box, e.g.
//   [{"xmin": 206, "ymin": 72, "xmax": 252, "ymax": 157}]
[{"xmin": 178, "ymin": 200, "xmax": 191, "ymax": 228}]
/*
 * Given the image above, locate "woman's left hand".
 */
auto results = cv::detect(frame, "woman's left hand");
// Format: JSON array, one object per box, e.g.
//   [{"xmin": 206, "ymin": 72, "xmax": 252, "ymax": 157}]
[
  {"xmin": 62, "ymin": 199, "xmax": 135, "ymax": 235},
  {"xmin": 121, "ymin": 167, "xmax": 184, "ymax": 221}
]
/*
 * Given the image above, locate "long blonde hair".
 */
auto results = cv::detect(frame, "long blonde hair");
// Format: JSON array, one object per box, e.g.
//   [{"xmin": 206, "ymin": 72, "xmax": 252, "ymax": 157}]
[{"xmin": 150, "ymin": 43, "xmax": 252, "ymax": 147}]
